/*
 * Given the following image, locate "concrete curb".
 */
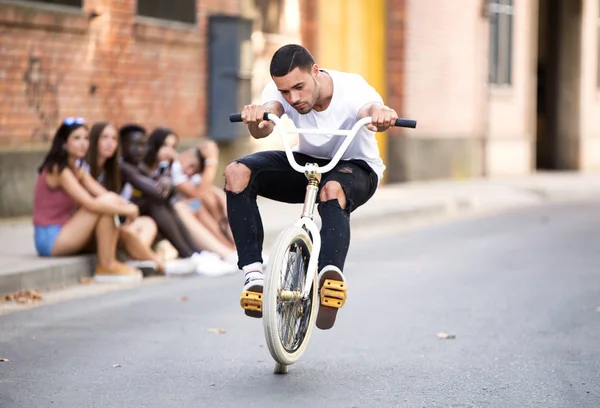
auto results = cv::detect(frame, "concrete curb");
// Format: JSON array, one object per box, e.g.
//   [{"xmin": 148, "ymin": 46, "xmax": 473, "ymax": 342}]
[{"xmin": 1, "ymin": 256, "xmax": 97, "ymax": 296}]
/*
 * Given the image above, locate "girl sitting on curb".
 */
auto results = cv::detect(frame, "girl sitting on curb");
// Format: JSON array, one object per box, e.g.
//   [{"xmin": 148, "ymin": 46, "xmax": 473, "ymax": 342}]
[
  {"xmin": 143, "ymin": 127, "xmax": 238, "ymax": 266},
  {"xmin": 33, "ymin": 117, "xmax": 142, "ymax": 283},
  {"xmin": 86, "ymin": 121, "xmax": 165, "ymax": 275},
  {"xmin": 119, "ymin": 124, "xmax": 235, "ymax": 276}
]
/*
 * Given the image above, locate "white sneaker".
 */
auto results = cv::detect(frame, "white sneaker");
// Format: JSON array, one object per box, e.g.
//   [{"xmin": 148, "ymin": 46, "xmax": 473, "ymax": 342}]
[
  {"xmin": 192, "ymin": 252, "xmax": 238, "ymax": 277},
  {"xmin": 224, "ymin": 251, "xmax": 239, "ymax": 268},
  {"xmin": 190, "ymin": 251, "xmax": 218, "ymax": 263},
  {"xmin": 243, "ymin": 273, "xmax": 264, "ymax": 291},
  {"xmin": 164, "ymin": 259, "xmax": 196, "ymax": 276}
]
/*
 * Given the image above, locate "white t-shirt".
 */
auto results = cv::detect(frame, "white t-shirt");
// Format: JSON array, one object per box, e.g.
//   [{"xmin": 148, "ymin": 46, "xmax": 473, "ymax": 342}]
[
  {"xmin": 169, "ymin": 159, "xmax": 202, "ymax": 203},
  {"xmin": 170, "ymin": 160, "xmax": 202, "ymax": 186},
  {"xmin": 170, "ymin": 160, "xmax": 188, "ymax": 187},
  {"xmin": 260, "ymin": 69, "xmax": 386, "ymax": 180}
]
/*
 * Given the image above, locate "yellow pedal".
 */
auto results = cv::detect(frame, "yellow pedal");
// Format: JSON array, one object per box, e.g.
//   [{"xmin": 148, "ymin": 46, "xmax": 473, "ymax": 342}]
[
  {"xmin": 320, "ymin": 280, "xmax": 347, "ymax": 309},
  {"xmin": 240, "ymin": 291, "xmax": 262, "ymax": 312},
  {"xmin": 322, "ymin": 288, "xmax": 346, "ymax": 301},
  {"xmin": 323, "ymin": 279, "xmax": 345, "ymax": 291}
]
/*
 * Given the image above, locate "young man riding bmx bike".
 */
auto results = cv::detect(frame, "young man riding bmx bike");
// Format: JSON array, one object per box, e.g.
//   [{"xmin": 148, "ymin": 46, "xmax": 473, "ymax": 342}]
[{"xmin": 224, "ymin": 44, "xmax": 399, "ymax": 330}]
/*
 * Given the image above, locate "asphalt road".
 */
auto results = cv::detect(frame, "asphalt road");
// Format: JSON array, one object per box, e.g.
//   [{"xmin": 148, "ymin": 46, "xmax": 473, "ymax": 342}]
[{"xmin": 1, "ymin": 201, "xmax": 600, "ymax": 408}]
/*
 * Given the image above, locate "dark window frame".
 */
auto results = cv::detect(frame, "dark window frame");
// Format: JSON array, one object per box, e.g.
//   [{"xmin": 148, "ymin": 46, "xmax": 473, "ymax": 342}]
[
  {"xmin": 254, "ymin": 0, "xmax": 282, "ymax": 34},
  {"xmin": 489, "ymin": 0, "xmax": 514, "ymax": 86},
  {"xmin": 136, "ymin": 0, "xmax": 197, "ymax": 26},
  {"xmin": 597, "ymin": 0, "xmax": 600, "ymax": 89},
  {"xmin": 4, "ymin": 0, "xmax": 83, "ymax": 8}
]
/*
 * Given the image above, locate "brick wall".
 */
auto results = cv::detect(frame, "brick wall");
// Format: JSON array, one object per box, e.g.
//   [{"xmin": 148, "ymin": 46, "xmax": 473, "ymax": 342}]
[
  {"xmin": 299, "ymin": 0, "xmax": 318, "ymax": 55},
  {"xmin": 387, "ymin": 0, "xmax": 406, "ymax": 137},
  {"xmin": 0, "ymin": 0, "xmax": 241, "ymax": 147}
]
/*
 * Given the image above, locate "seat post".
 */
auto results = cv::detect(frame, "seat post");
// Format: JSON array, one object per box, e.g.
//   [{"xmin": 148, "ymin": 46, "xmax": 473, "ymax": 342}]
[{"xmin": 301, "ymin": 164, "xmax": 321, "ymax": 219}]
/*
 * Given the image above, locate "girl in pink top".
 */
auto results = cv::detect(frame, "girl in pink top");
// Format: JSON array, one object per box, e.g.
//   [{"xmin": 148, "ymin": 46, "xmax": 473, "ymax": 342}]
[{"xmin": 33, "ymin": 118, "xmax": 142, "ymax": 283}]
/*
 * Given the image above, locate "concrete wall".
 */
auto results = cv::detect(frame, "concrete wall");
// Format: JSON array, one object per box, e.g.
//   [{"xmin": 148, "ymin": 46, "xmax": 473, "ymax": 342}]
[
  {"xmin": 486, "ymin": 0, "xmax": 537, "ymax": 176},
  {"xmin": 0, "ymin": 149, "xmax": 46, "ymax": 217},
  {"xmin": 389, "ymin": 0, "xmax": 487, "ymax": 182}
]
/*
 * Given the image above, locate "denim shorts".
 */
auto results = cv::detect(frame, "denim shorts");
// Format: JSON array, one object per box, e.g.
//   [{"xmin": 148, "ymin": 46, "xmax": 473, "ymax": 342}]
[
  {"xmin": 187, "ymin": 199, "xmax": 202, "ymax": 212},
  {"xmin": 170, "ymin": 195, "xmax": 202, "ymax": 212},
  {"xmin": 34, "ymin": 225, "xmax": 62, "ymax": 257}
]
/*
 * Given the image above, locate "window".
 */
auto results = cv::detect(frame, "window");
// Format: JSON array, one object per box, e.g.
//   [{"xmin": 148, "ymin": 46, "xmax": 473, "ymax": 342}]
[
  {"xmin": 137, "ymin": 0, "xmax": 196, "ymax": 25},
  {"xmin": 489, "ymin": 0, "xmax": 514, "ymax": 85},
  {"xmin": 255, "ymin": 0, "xmax": 282, "ymax": 34},
  {"xmin": 11, "ymin": 0, "xmax": 82, "ymax": 7},
  {"xmin": 597, "ymin": 0, "xmax": 600, "ymax": 88}
]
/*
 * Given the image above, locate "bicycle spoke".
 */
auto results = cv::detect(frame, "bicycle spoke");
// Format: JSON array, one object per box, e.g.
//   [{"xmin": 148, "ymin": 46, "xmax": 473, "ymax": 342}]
[{"xmin": 276, "ymin": 239, "xmax": 313, "ymax": 353}]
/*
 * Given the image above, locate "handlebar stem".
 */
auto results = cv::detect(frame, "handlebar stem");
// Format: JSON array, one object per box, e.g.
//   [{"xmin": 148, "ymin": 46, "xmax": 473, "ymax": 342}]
[{"xmin": 267, "ymin": 113, "xmax": 373, "ymax": 174}]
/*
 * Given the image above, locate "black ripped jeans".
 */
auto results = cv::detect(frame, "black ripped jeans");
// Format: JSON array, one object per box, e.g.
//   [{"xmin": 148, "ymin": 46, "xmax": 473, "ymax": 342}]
[{"xmin": 225, "ymin": 150, "xmax": 379, "ymax": 272}]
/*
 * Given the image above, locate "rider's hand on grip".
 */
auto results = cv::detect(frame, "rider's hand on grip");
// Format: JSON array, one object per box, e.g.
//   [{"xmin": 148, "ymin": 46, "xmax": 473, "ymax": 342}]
[
  {"xmin": 241, "ymin": 105, "xmax": 271, "ymax": 129},
  {"xmin": 368, "ymin": 105, "xmax": 399, "ymax": 132}
]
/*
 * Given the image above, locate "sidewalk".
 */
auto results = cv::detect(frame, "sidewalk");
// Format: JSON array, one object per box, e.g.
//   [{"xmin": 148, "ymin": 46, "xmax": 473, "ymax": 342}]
[{"xmin": 1, "ymin": 171, "xmax": 600, "ymax": 296}]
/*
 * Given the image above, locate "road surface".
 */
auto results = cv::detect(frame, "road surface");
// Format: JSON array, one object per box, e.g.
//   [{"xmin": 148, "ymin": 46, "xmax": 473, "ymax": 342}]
[{"xmin": 1, "ymin": 201, "xmax": 599, "ymax": 407}]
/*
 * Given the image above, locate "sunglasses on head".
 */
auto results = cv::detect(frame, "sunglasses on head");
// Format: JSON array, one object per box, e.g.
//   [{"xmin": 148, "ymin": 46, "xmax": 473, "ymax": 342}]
[{"xmin": 63, "ymin": 117, "xmax": 85, "ymax": 125}]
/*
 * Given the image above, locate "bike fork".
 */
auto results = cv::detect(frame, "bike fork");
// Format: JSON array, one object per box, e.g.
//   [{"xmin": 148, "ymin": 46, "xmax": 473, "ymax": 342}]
[{"xmin": 294, "ymin": 165, "xmax": 322, "ymax": 300}]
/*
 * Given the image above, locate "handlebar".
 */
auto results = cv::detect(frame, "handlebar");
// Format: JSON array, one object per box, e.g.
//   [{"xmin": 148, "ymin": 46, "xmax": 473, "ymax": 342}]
[
  {"xmin": 229, "ymin": 113, "xmax": 269, "ymax": 123},
  {"xmin": 229, "ymin": 111, "xmax": 417, "ymax": 174},
  {"xmin": 229, "ymin": 113, "xmax": 417, "ymax": 129}
]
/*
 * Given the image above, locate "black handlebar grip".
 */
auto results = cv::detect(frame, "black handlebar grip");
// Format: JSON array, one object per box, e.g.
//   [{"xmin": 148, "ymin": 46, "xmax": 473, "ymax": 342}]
[
  {"xmin": 394, "ymin": 118, "xmax": 417, "ymax": 128},
  {"xmin": 229, "ymin": 113, "xmax": 242, "ymax": 122},
  {"xmin": 229, "ymin": 112, "xmax": 270, "ymax": 122}
]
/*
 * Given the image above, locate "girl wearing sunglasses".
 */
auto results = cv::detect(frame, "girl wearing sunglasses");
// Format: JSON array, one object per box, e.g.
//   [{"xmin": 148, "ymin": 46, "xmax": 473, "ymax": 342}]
[{"xmin": 33, "ymin": 118, "xmax": 142, "ymax": 282}]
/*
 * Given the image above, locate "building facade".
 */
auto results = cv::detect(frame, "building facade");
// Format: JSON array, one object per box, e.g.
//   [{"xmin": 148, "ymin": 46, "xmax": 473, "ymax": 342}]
[
  {"xmin": 301, "ymin": 0, "xmax": 600, "ymax": 182},
  {"xmin": 1, "ymin": 0, "xmax": 599, "ymax": 216},
  {"xmin": 0, "ymin": 0, "xmax": 298, "ymax": 216}
]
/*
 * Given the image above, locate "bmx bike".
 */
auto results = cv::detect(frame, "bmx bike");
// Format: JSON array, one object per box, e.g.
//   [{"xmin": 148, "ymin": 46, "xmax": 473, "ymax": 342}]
[{"xmin": 229, "ymin": 111, "xmax": 417, "ymax": 374}]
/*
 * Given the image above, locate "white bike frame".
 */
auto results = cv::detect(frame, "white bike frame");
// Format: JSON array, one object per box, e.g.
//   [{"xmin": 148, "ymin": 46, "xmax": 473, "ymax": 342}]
[{"xmin": 266, "ymin": 113, "xmax": 375, "ymax": 300}]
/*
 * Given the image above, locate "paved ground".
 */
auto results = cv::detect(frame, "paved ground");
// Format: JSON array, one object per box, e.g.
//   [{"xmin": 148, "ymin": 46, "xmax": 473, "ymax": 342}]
[{"xmin": 1, "ymin": 200, "xmax": 599, "ymax": 407}]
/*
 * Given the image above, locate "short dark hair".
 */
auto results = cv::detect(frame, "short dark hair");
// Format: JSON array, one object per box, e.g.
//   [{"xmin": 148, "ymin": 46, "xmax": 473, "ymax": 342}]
[
  {"xmin": 119, "ymin": 124, "xmax": 146, "ymax": 143},
  {"xmin": 269, "ymin": 44, "xmax": 315, "ymax": 77}
]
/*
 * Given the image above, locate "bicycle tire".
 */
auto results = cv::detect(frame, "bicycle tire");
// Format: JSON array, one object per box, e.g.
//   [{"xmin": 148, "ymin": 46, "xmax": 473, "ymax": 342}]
[{"xmin": 263, "ymin": 226, "xmax": 318, "ymax": 366}]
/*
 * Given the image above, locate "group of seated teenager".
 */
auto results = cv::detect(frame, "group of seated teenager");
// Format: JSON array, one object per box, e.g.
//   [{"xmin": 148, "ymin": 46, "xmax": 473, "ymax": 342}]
[{"xmin": 32, "ymin": 117, "xmax": 241, "ymax": 283}]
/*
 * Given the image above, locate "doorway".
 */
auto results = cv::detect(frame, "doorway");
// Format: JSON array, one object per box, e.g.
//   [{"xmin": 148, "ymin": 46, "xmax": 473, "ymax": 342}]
[
  {"xmin": 535, "ymin": 0, "xmax": 582, "ymax": 170},
  {"xmin": 207, "ymin": 15, "xmax": 253, "ymax": 143}
]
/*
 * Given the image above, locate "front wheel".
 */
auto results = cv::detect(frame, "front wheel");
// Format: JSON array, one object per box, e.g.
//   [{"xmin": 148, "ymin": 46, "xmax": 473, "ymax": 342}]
[{"xmin": 263, "ymin": 226, "xmax": 318, "ymax": 366}]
